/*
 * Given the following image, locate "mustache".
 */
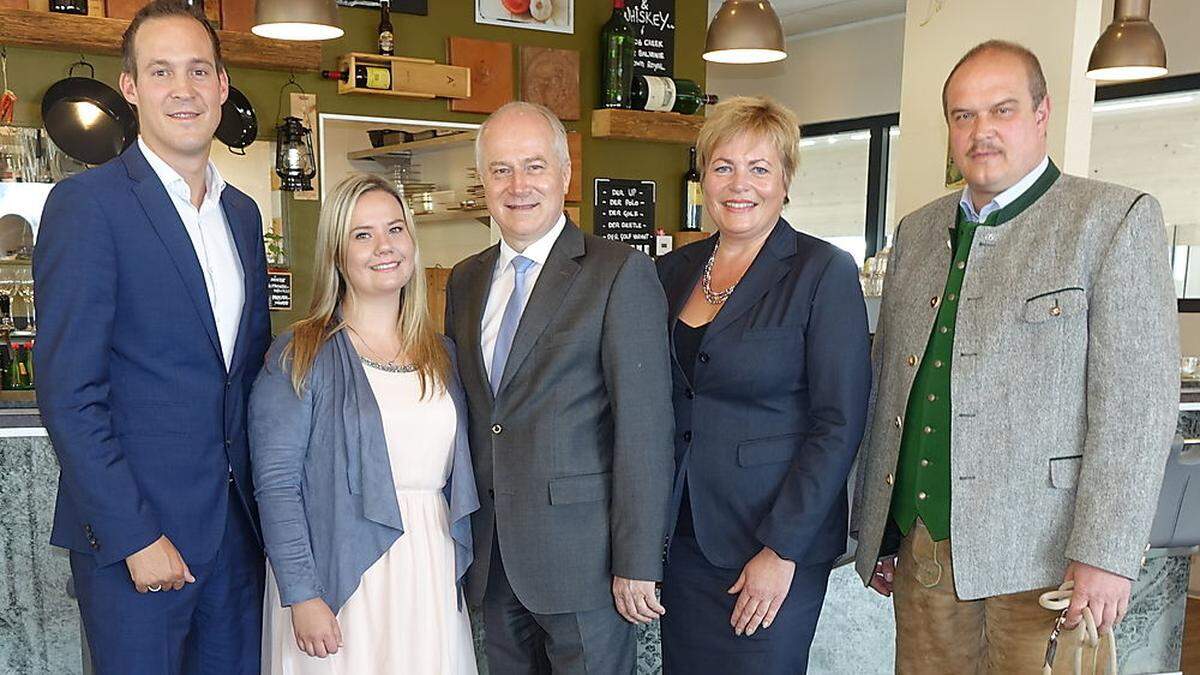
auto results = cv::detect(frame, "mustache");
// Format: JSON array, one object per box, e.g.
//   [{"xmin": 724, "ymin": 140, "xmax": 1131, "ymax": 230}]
[{"xmin": 968, "ymin": 143, "xmax": 1002, "ymax": 155}]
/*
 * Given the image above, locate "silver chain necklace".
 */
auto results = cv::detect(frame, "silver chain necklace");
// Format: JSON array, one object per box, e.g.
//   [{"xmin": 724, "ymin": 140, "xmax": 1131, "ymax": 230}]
[
  {"xmin": 701, "ymin": 241, "xmax": 737, "ymax": 305},
  {"xmin": 346, "ymin": 325, "xmax": 415, "ymax": 373}
]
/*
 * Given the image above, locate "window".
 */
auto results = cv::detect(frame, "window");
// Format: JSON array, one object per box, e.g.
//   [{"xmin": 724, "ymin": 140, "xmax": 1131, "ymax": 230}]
[
  {"xmin": 1091, "ymin": 74, "xmax": 1200, "ymax": 310},
  {"xmin": 795, "ymin": 114, "xmax": 898, "ymax": 266}
]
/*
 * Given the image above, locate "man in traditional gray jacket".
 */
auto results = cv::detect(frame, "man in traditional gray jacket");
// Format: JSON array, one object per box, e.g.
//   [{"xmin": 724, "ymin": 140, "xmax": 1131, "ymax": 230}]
[
  {"xmin": 444, "ymin": 101, "xmax": 674, "ymax": 673},
  {"xmin": 852, "ymin": 40, "xmax": 1179, "ymax": 671}
]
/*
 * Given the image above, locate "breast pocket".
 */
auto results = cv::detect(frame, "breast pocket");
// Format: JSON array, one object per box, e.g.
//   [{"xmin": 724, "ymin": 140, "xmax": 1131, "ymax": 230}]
[{"xmin": 1022, "ymin": 287, "xmax": 1086, "ymax": 324}]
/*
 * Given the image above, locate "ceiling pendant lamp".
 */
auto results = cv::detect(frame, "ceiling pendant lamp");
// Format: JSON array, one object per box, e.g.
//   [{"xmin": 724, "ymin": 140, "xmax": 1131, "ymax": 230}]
[
  {"xmin": 253, "ymin": 0, "xmax": 345, "ymax": 41},
  {"xmin": 704, "ymin": 0, "xmax": 787, "ymax": 65},
  {"xmin": 1086, "ymin": 0, "xmax": 1167, "ymax": 81}
]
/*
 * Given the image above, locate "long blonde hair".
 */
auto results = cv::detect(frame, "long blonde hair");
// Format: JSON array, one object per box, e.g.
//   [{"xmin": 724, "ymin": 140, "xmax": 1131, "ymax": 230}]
[{"xmin": 283, "ymin": 173, "xmax": 451, "ymax": 398}]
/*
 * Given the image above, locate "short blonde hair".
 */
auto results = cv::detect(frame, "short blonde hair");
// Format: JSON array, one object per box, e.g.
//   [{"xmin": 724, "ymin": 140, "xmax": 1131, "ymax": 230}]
[{"xmin": 695, "ymin": 96, "xmax": 801, "ymax": 189}]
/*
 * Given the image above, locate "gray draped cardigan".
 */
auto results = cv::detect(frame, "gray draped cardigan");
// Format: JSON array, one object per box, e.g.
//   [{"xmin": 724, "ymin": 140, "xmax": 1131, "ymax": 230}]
[{"xmin": 249, "ymin": 329, "xmax": 479, "ymax": 614}]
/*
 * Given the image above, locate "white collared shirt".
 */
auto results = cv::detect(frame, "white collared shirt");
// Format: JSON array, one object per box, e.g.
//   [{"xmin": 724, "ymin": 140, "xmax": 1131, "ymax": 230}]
[
  {"xmin": 959, "ymin": 155, "xmax": 1050, "ymax": 223},
  {"xmin": 138, "ymin": 137, "xmax": 245, "ymax": 370},
  {"xmin": 481, "ymin": 214, "xmax": 567, "ymax": 381}
]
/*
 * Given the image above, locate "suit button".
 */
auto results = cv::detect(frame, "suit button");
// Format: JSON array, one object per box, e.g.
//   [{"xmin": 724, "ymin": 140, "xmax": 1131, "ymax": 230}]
[
  {"xmin": 1050, "ymin": 305, "xmax": 1062, "ymax": 317},
  {"xmin": 492, "ymin": 424, "xmax": 503, "ymax": 435},
  {"xmin": 885, "ymin": 473, "xmax": 894, "ymax": 485},
  {"xmin": 488, "ymin": 489, "xmax": 495, "ymax": 499},
  {"xmin": 894, "ymin": 416, "xmax": 902, "ymax": 429},
  {"xmin": 224, "ymin": 439, "xmax": 231, "ymax": 447},
  {"xmin": 930, "ymin": 296, "xmax": 940, "ymax": 308},
  {"xmin": 685, "ymin": 388, "xmax": 694, "ymax": 399},
  {"xmin": 920, "ymin": 459, "xmax": 930, "ymax": 467},
  {"xmin": 682, "ymin": 431, "xmax": 692, "ymax": 443},
  {"xmin": 906, "ymin": 355, "xmax": 917, "ymax": 367},
  {"xmin": 225, "ymin": 379, "xmax": 232, "ymax": 388},
  {"xmin": 917, "ymin": 491, "xmax": 927, "ymax": 500},
  {"xmin": 698, "ymin": 352, "xmax": 710, "ymax": 364}
]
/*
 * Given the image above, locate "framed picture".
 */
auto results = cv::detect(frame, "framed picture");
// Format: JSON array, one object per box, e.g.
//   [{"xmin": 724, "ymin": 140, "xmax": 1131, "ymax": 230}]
[
  {"xmin": 336, "ymin": 0, "xmax": 427, "ymax": 15},
  {"xmin": 476, "ymin": 0, "xmax": 573, "ymax": 34}
]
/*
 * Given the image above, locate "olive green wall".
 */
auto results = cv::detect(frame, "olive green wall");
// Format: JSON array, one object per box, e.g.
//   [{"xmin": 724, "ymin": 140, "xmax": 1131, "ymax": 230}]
[{"xmin": 3, "ymin": 2, "xmax": 707, "ymax": 330}]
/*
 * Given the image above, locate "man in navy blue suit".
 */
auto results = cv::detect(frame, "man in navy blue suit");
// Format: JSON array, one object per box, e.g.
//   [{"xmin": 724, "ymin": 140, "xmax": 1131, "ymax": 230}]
[{"xmin": 33, "ymin": 2, "xmax": 271, "ymax": 673}]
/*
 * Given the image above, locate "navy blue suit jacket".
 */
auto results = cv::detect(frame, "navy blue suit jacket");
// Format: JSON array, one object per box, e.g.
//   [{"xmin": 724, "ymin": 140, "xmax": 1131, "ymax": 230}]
[
  {"xmin": 34, "ymin": 143, "xmax": 271, "ymax": 568},
  {"xmin": 656, "ymin": 219, "xmax": 871, "ymax": 568}
]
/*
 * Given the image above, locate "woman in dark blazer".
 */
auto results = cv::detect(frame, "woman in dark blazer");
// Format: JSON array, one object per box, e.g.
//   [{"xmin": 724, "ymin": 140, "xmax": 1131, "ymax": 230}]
[{"xmin": 656, "ymin": 96, "xmax": 872, "ymax": 673}]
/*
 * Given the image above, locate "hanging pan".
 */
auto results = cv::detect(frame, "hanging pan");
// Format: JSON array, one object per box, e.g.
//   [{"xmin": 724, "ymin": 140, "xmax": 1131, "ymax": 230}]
[
  {"xmin": 41, "ymin": 59, "xmax": 137, "ymax": 166},
  {"xmin": 215, "ymin": 85, "xmax": 258, "ymax": 154}
]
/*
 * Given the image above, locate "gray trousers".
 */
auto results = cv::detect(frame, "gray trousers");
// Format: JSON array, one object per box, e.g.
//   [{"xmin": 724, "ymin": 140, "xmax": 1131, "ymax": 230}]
[{"xmin": 483, "ymin": 537, "xmax": 635, "ymax": 674}]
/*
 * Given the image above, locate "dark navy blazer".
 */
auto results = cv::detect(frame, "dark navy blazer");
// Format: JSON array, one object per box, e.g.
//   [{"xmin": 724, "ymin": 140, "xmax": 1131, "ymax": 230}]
[
  {"xmin": 656, "ymin": 218, "xmax": 871, "ymax": 568},
  {"xmin": 34, "ymin": 143, "xmax": 271, "ymax": 568}
]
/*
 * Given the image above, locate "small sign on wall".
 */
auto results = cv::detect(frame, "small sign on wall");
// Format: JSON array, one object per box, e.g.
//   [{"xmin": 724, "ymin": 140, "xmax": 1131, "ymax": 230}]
[
  {"xmin": 268, "ymin": 271, "xmax": 293, "ymax": 311},
  {"xmin": 594, "ymin": 178, "xmax": 656, "ymax": 256},
  {"xmin": 627, "ymin": 0, "xmax": 675, "ymax": 78}
]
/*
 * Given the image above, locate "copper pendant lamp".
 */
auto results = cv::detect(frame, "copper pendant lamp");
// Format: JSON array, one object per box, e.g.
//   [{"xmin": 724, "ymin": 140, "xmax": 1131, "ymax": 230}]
[
  {"xmin": 704, "ymin": 0, "xmax": 787, "ymax": 65},
  {"xmin": 253, "ymin": 0, "xmax": 345, "ymax": 41},
  {"xmin": 1087, "ymin": 0, "xmax": 1167, "ymax": 81}
]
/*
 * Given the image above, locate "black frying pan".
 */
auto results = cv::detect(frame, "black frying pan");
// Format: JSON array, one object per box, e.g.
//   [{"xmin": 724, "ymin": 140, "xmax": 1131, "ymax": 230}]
[
  {"xmin": 216, "ymin": 86, "xmax": 257, "ymax": 152},
  {"xmin": 41, "ymin": 60, "xmax": 138, "ymax": 166}
]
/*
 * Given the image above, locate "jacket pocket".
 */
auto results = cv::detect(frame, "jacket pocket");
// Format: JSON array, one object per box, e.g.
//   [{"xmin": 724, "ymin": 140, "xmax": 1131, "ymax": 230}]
[
  {"xmin": 1023, "ymin": 287, "xmax": 1086, "ymax": 324},
  {"xmin": 1049, "ymin": 455, "xmax": 1083, "ymax": 489},
  {"xmin": 548, "ymin": 472, "xmax": 612, "ymax": 505},
  {"xmin": 737, "ymin": 433, "xmax": 802, "ymax": 467}
]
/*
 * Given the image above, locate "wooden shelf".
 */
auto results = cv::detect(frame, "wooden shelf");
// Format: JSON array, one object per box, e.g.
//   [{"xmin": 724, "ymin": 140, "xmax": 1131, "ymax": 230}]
[
  {"xmin": 415, "ymin": 208, "xmax": 490, "ymax": 225},
  {"xmin": 347, "ymin": 131, "xmax": 477, "ymax": 161},
  {"xmin": 591, "ymin": 108, "xmax": 705, "ymax": 144},
  {"xmin": 336, "ymin": 53, "xmax": 471, "ymax": 100},
  {"xmin": 0, "ymin": 8, "xmax": 322, "ymax": 72}
]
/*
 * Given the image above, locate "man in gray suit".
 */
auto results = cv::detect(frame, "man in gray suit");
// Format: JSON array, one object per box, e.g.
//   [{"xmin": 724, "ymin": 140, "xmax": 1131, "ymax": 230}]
[
  {"xmin": 852, "ymin": 41, "xmax": 1179, "ymax": 671},
  {"xmin": 444, "ymin": 101, "xmax": 674, "ymax": 673}
]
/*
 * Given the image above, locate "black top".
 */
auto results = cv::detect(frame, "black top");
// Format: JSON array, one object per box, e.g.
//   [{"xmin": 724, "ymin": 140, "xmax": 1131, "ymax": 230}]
[
  {"xmin": 674, "ymin": 320, "xmax": 708, "ymax": 386},
  {"xmin": 673, "ymin": 320, "xmax": 709, "ymax": 537}
]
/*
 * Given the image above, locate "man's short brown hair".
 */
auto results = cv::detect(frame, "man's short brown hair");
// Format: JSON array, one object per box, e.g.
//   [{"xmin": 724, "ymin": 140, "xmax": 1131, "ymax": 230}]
[
  {"xmin": 121, "ymin": 0, "xmax": 224, "ymax": 80},
  {"xmin": 942, "ymin": 40, "xmax": 1047, "ymax": 116}
]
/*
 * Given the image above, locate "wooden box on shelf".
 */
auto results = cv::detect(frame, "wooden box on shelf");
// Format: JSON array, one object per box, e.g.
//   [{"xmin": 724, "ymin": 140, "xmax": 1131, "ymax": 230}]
[
  {"xmin": 336, "ymin": 52, "xmax": 471, "ymax": 100},
  {"xmin": 591, "ymin": 108, "xmax": 705, "ymax": 145}
]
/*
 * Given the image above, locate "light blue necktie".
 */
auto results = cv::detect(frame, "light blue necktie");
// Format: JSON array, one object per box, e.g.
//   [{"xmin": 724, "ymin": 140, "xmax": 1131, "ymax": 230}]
[{"xmin": 490, "ymin": 255, "xmax": 535, "ymax": 394}]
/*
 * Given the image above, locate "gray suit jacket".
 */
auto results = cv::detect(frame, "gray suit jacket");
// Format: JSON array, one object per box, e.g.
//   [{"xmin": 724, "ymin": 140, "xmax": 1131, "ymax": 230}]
[
  {"xmin": 852, "ymin": 174, "xmax": 1179, "ymax": 600},
  {"xmin": 444, "ymin": 221, "xmax": 675, "ymax": 614}
]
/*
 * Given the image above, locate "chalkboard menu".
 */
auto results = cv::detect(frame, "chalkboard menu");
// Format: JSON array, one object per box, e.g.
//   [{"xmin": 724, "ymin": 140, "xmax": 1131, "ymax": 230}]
[
  {"xmin": 594, "ymin": 178, "xmax": 656, "ymax": 256},
  {"xmin": 268, "ymin": 271, "xmax": 293, "ymax": 312},
  {"xmin": 626, "ymin": 0, "xmax": 675, "ymax": 77}
]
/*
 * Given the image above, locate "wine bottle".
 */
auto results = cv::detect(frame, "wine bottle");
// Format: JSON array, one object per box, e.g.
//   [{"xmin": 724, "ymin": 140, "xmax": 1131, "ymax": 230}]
[
  {"xmin": 12, "ymin": 344, "xmax": 27, "ymax": 390},
  {"xmin": 631, "ymin": 76, "xmax": 719, "ymax": 115},
  {"xmin": 321, "ymin": 66, "xmax": 392, "ymax": 91},
  {"xmin": 23, "ymin": 342, "xmax": 33, "ymax": 389},
  {"xmin": 48, "ymin": 0, "xmax": 88, "ymax": 15},
  {"xmin": 681, "ymin": 146, "xmax": 703, "ymax": 232},
  {"xmin": 599, "ymin": 0, "xmax": 635, "ymax": 109},
  {"xmin": 377, "ymin": 0, "xmax": 394, "ymax": 57}
]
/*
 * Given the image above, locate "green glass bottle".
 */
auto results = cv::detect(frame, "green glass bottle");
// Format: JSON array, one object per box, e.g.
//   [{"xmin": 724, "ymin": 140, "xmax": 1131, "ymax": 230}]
[
  {"xmin": 600, "ymin": 0, "xmax": 635, "ymax": 109},
  {"xmin": 631, "ymin": 76, "xmax": 719, "ymax": 115}
]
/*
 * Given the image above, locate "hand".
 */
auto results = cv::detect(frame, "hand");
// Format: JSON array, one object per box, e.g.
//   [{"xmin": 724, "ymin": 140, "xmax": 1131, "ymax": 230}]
[
  {"xmin": 1063, "ymin": 560, "xmax": 1131, "ymax": 634},
  {"xmin": 869, "ymin": 556, "xmax": 896, "ymax": 597},
  {"xmin": 727, "ymin": 546, "xmax": 795, "ymax": 636},
  {"xmin": 125, "ymin": 535, "xmax": 195, "ymax": 593},
  {"xmin": 291, "ymin": 597, "xmax": 343, "ymax": 658},
  {"xmin": 612, "ymin": 576, "xmax": 665, "ymax": 624}
]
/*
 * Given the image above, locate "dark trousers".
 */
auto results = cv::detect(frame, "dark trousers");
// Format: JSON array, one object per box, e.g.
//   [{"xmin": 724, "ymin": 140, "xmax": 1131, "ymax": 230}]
[
  {"xmin": 660, "ymin": 534, "xmax": 831, "ymax": 675},
  {"xmin": 70, "ymin": 486, "xmax": 264, "ymax": 675},
  {"xmin": 482, "ymin": 536, "xmax": 635, "ymax": 674}
]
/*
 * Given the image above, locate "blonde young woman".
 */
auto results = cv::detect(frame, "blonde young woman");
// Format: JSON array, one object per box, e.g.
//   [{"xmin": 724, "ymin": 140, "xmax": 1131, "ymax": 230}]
[{"xmin": 249, "ymin": 173, "xmax": 479, "ymax": 674}]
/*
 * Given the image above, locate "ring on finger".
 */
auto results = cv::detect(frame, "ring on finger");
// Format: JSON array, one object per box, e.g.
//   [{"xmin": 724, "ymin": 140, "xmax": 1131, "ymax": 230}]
[{"xmin": 147, "ymin": 584, "xmax": 162, "ymax": 592}]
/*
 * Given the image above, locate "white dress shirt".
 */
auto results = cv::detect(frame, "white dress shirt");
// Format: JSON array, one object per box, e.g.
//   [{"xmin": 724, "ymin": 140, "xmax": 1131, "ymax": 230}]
[
  {"xmin": 959, "ymin": 155, "xmax": 1050, "ymax": 223},
  {"xmin": 139, "ymin": 138, "xmax": 245, "ymax": 370},
  {"xmin": 481, "ymin": 214, "xmax": 567, "ymax": 382}
]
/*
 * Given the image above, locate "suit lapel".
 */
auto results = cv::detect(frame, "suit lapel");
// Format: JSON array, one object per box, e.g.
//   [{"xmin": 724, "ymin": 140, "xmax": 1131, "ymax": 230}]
[
  {"xmin": 223, "ymin": 193, "xmax": 257, "ymax": 374},
  {"xmin": 124, "ymin": 146, "xmax": 223, "ymax": 365},
  {"xmin": 495, "ymin": 223, "xmax": 584, "ymax": 395},
  {"xmin": 704, "ymin": 219, "xmax": 796, "ymax": 342},
  {"xmin": 463, "ymin": 245, "xmax": 500, "ymax": 404}
]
